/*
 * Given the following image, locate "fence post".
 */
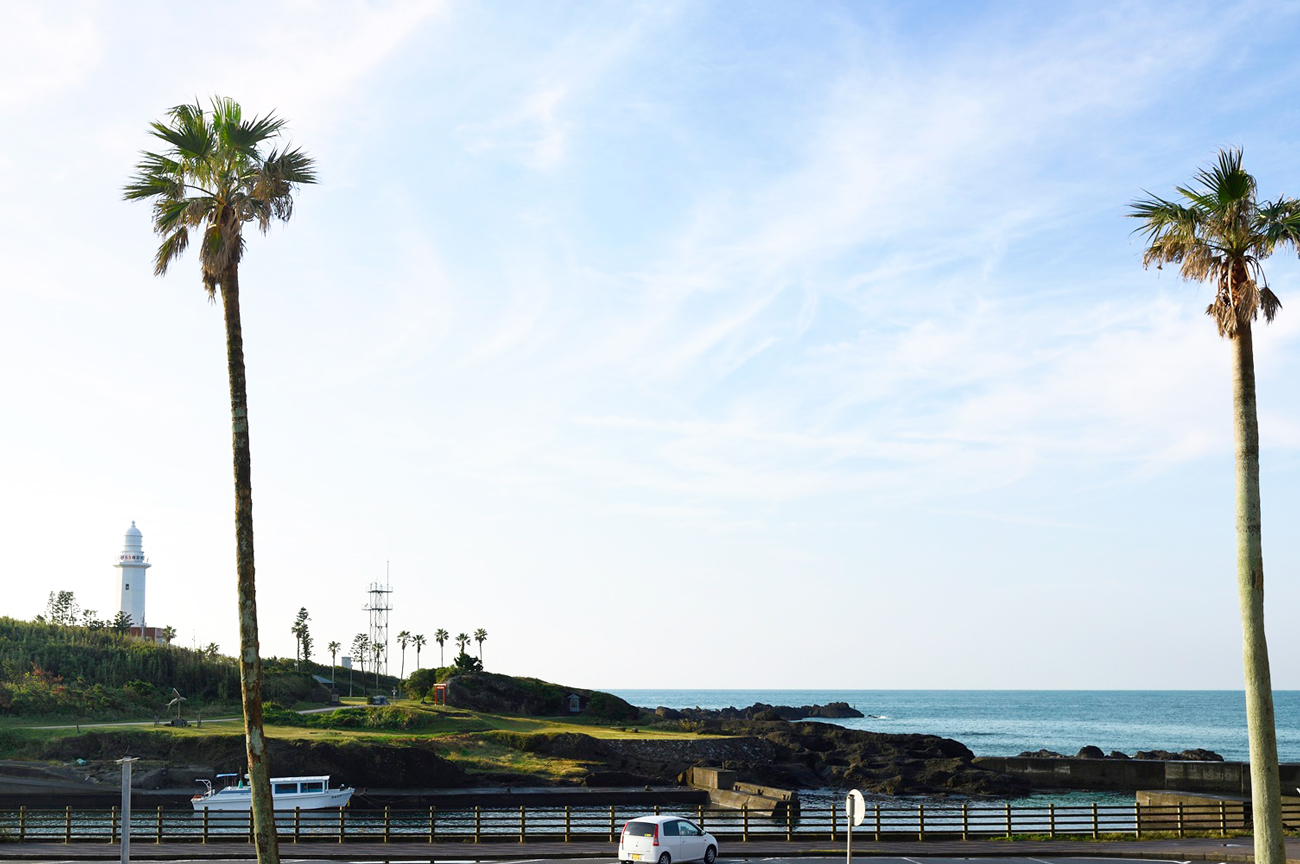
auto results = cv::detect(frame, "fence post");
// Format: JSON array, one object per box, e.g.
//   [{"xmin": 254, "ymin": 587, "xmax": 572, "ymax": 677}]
[
  {"xmin": 609, "ymin": 805, "xmax": 616, "ymax": 842},
  {"xmin": 475, "ymin": 805, "xmax": 482, "ymax": 843},
  {"xmin": 1135, "ymin": 803, "xmax": 1141, "ymax": 839},
  {"xmin": 786, "ymin": 800, "xmax": 793, "ymax": 841},
  {"xmin": 294, "ymin": 807, "xmax": 300, "ymax": 844},
  {"xmin": 1092, "ymin": 802, "xmax": 1098, "ymax": 839},
  {"xmin": 874, "ymin": 804, "xmax": 881, "ymax": 842},
  {"xmin": 1005, "ymin": 802, "xmax": 1011, "ymax": 838},
  {"xmin": 384, "ymin": 806, "xmax": 391, "ymax": 843},
  {"xmin": 155, "ymin": 805, "xmax": 163, "ymax": 844},
  {"xmin": 429, "ymin": 806, "xmax": 435, "ymax": 843},
  {"xmin": 248, "ymin": 810, "xmax": 253, "ymax": 845},
  {"xmin": 19, "ymin": 805, "xmax": 26, "ymax": 842},
  {"xmin": 565, "ymin": 805, "xmax": 571, "ymax": 842},
  {"xmin": 203, "ymin": 807, "xmax": 209, "ymax": 844},
  {"xmin": 65, "ymin": 805, "xmax": 72, "ymax": 843},
  {"xmin": 961, "ymin": 803, "xmax": 968, "ymax": 841},
  {"xmin": 337, "ymin": 807, "xmax": 345, "ymax": 844},
  {"xmin": 1220, "ymin": 801, "xmax": 1227, "ymax": 837},
  {"xmin": 109, "ymin": 806, "xmax": 116, "ymax": 845},
  {"xmin": 1177, "ymin": 802, "xmax": 1184, "ymax": 838},
  {"xmin": 1049, "ymin": 802, "xmax": 1055, "ymax": 839},
  {"xmin": 918, "ymin": 803, "xmax": 924, "ymax": 842},
  {"xmin": 831, "ymin": 799, "xmax": 837, "ymax": 842},
  {"xmin": 520, "ymin": 804, "xmax": 526, "ymax": 843},
  {"xmin": 743, "ymin": 804, "xmax": 749, "ymax": 842}
]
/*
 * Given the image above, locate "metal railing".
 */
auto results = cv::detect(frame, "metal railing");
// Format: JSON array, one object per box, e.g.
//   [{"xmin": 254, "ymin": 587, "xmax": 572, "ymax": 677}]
[{"xmin": 0, "ymin": 799, "xmax": 1291, "ymax": 844}]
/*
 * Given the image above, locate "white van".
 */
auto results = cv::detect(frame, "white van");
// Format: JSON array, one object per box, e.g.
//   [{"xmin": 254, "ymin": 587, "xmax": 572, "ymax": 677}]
[{"xmin": 618, "ymin": 815, "xmax": 718, "ymax": 864}]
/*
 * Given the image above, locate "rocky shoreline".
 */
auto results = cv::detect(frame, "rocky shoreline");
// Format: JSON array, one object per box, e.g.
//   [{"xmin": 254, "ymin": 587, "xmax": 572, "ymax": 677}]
[{"xmin": 1018, "ymin": 746, "xmax": 1225, "ymax": 761}]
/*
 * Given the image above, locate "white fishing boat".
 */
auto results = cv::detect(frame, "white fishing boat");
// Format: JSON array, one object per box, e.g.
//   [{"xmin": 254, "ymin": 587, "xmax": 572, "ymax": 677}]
[{"xmin": 192, "ymin": 774, "xmax": 354, "ymax": 811}]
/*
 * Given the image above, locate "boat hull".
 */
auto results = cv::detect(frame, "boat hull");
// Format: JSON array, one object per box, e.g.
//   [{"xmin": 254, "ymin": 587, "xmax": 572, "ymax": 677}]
[{"xmin": 192, "ymin": 788, "xmax": 354, "ymax": 811}]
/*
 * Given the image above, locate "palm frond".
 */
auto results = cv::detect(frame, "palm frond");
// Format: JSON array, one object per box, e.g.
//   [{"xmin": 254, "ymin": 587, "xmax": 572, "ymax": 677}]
[{"xmin": 153, "ymin": 228, "xmax": 189, "ymax": 277}]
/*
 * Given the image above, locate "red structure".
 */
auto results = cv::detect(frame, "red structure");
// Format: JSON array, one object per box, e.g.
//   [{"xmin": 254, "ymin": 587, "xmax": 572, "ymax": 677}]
[{"xmin": 432, "ymin": 683, "xmax": 448, "ymax": 705}]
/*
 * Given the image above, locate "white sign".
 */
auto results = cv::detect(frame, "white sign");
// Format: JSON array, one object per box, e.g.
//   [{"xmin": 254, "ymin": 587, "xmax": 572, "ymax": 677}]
[
  {"xmin": 341, "ymin": 656, "xmax": 352, "ymax": 669},
  {"xmin": 846, "ymin": 789, "xmax": 866, "ymax": 827}
]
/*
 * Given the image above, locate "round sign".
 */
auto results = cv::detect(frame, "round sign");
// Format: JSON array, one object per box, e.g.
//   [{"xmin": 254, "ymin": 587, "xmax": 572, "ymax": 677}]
[{"xmin": 846, "ymin": 789, "xmax": 866, "ymax": 826}]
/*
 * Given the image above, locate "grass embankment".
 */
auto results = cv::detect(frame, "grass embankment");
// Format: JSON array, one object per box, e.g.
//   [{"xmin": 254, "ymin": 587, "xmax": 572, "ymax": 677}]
[{"xmin": 1, "ymin": 699, "xmax": 721, "ymax": 783}]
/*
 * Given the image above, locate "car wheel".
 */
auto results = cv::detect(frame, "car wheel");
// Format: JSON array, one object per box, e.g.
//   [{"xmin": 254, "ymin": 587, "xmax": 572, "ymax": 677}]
[
  {"xmin": 704, "ymin": 846, "xmax": 716, "ymax": 864},
  {"xmin": 658, "ymin": 854, "xmax": 671, "ymax": 864}
]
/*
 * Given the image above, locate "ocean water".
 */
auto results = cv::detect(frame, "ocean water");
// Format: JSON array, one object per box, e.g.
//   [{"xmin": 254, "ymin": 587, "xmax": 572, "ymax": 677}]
[{"xmin": 604, "ymin": 690, "xmax": 1300, "ymax": 763}]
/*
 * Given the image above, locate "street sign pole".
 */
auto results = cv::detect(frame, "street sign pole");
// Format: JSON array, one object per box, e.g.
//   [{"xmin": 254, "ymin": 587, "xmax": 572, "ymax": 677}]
[
  {"xmin": 117, "ymin": 757, "xmax": 139, "ymax": 864},
  {"xmin": 846, "ymin": 789, "xmax": 866, "ymax": 864}
]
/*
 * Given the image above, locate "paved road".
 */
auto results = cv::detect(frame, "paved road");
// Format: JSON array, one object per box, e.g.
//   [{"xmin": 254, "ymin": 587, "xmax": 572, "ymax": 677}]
[{"xmin": 0, "ymin": 838, "xmax": 1288, "ymax": 863}]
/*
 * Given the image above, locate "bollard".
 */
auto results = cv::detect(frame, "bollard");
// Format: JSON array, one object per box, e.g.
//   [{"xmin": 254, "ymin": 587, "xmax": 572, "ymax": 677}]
[
  {"xmin": 156, "ymin": 805, "xmax": 163, "ymax": 844},
  {"xmin": 19, "ymin": 805, "xmax": 26, "ymax": 843},
  {"xmin": 874, "ymin": 804, "xmax": 881, "ymax": 843},
  {"xmin": 337, "ymin": 807, "xmax": 345, "ymax": 844},
  {"xmin": 1135, "ymin": 803, "xmax": 1142, "ymax": 839},
  {"xmin": 203, "ymin": 807, "xmax": 209, "ymax": 844},
  {"xmin": 742, "ymin": 804, "xmax": 749, "ymax": 842},
  {"xmin": 65, "ymin": 805, "xmax": 72, "ymax": 844},
  {"xmin": 1049, "ymin": 802, "xmax": 1055, "ymax": 839},
  {"xmin": 110, "ymin": 805, "xmax": 117, "ymax": 845},
  {"xmin": 565, "ymin": 805, "xmax": 571, "ymax": 842},
  {"xmin": 831, "ymin": 800, "xmax": 837, "ymax": 842},
  {"xmin": 786, "ymin": 800, "xmax": 793, "ymax": 841},
  {"xmin": 384, "ymin": 806, "xmax": 391, "ymax": 843},
  {"xmin": 294, "ymin": 807, "xmax": 300, "ymax": 844},
  {"xmin": 609, "ymin": 805, "xmax": 616, "ymax": 842},
  {"xmin": 1177, "ymin": 802, "xmax": 1184, "ymax": 838},
  {"xmin": 1092, "ymin": 802, "xmax": 1098, "ymax": 839},
  {"xmin": 520, "ymin": 804, "xmax": 526, "ymax": 843},
  {"xmin": 1220, "ymin": 801, "xmax": 1227, "ymax": 837},
  {"xmin": 429, "ymin": 806, "xmax": 436, "ymax": 843},
  {"xmin": 961, "ymin": 803, "xmax": 968, "ymax": 841},
  {"xmin": 475, "ymin": 805, "xmax": 482, "ymax": 843},
  {"xmin": 918, "ymin": 803, "xmax": 924, "ymax": 842},
  {"xmin": 1005, "ymin": 802, "xmax": 1012, "ymax": 838}
]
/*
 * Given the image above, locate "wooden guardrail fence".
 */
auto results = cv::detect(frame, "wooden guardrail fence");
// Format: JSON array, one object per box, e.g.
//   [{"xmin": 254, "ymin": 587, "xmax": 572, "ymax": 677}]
[{"xmin": 2, "ymin": 800, "xmax": 1295, "ymax": 844}]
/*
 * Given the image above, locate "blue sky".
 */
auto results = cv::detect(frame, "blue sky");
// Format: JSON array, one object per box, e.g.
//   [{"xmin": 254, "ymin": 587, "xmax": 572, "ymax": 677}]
[{"xmin": 4, "ymin": 1, "xmax": 1300, "ymax": 689}]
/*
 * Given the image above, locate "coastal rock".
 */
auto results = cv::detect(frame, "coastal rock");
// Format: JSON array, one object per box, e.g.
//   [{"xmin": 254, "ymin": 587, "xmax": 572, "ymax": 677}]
[
  {"xmin": 658, "ymin": 702, "xmax": 865, "ymax": 723},
  {"xmin": 1076, "ymin": 746, "xmax": 1105, "ymax": 759},
  {"xmin": 655, "ymin": 707, "xmax": 683, "ymax": 720},
  {"xmin": 1018, "ymin": 749, "xmax": 1066, "ymax": 758},
  {"xmin": 1133, "ymin": 748, "xmax": 1223, "ymax": 762},
  {"xmin": 1108, "ymin": 750, "xmax": 1130, "ymax": 759}
]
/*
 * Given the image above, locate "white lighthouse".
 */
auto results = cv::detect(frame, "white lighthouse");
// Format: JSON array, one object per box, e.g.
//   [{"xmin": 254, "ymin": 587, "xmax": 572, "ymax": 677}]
[{"xmin": 115, "ymin": 522, "xmax": 151, "ymax": 627}]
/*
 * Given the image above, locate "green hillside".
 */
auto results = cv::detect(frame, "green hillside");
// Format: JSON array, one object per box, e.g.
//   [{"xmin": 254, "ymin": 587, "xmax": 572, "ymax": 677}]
[{"xmin": 0, "ymin": 617, "xmax": 350, "ymax": 719}]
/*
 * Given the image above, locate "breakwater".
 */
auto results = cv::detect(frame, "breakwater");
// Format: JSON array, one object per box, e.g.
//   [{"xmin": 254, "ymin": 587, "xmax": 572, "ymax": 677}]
[{"xmin": 973, "ymin": 756, "xmax": 1300, "ymax": 794}]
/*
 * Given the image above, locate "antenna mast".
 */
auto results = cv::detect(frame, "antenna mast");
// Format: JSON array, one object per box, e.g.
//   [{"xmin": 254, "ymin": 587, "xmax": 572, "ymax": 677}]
[{"xmin": 364, "ymin": 565, "xmax": 394, "ymax": 678}]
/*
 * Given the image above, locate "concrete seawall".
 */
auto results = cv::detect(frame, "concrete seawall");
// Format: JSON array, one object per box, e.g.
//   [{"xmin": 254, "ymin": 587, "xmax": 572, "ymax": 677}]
[{"xmin": 973, "ymin": 756, "xmax": 1300, "ymax": 794}]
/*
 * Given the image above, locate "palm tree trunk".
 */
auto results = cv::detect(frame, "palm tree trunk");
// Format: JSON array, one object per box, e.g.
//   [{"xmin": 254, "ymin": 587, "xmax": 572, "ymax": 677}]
[
  {"xmin": 1231, "ymin": 321, "xmax": 1283, "ymax": 864},
  {"xmin": 221, "ymin": 268, "xmax": 280, "ymax": 864}
]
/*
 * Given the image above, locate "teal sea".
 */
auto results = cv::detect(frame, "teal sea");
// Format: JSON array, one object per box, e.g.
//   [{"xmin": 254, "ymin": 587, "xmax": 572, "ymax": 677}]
[{"xmin": 604, "ymin": 690, "xmax": 1300, "ymax": 763}]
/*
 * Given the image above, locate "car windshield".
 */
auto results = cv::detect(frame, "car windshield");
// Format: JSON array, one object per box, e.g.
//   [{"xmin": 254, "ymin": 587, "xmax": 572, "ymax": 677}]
[{"xmin": 624, "ymin": 822, "xmax": 657, "ymax": 837}]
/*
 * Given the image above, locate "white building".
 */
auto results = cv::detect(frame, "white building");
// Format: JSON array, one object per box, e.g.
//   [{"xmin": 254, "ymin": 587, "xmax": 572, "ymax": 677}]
[{"xmin": 115, "ymin": 521, "xmax": 151, "ymax": 627}]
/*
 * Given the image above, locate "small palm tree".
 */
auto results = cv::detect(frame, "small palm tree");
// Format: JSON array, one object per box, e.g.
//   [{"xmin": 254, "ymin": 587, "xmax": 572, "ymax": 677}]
[
  {"xmin": 435, "ymin": 629, "xmax": 449, "ymax": 667},
  {"xmin": 161, "ymin": 626, "xmax": 177, "ymax": 645},
  {"xmin": 125, "ymin": 96, "xmax": 314, "ymax": 864},
  {"xmin": 397, "ymin": 630, "xmax": 411, "ymax": 680},
  {"xmin": 474, "ymin": 628, "xmax": 488, "ymax": 664},
  {"xmin": 455, "ymin": 632, "xmax": 470, "ymax": 657},
  {"xmin": 412, "ymin": 634, "xmax": 426, "ymax": 670},
  {"xmin": 1129, "ymin": 148, "xmax": 1300, "ymax": 864}
]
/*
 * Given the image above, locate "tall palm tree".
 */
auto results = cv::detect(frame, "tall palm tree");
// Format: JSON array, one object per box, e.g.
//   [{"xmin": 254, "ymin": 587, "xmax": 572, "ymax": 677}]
[
  {"xmin": 474, "ymin": 628, "xmax": 488, "ymax": 664},
  {"xmin": 435, "ymin": 629, "xmax": 449, "ymax": 667},
  {"xmin": 397, "ymin": 630, "xmax": 411, "ymax": 680},
  {"xmin": 124, "ymin": 97, "xmax": 314, "ymax": 864},
  {"xmin": 412, "ymin": 634, "xmax": 427, "ymax": 670},
  {"xmin": 327, "ymin": 640, "xmax": 341, "ymax": 687},
  {"xmin": 1129, "ymin": 148, "xmax": 1300, "ymax": 864},
  {"xmin": 455, "ymin": 632, "xmax": 470, "ymax": 657}
]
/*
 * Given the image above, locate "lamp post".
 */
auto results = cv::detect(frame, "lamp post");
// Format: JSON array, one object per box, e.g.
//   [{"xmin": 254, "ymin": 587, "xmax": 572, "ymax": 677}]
[{"xmin": 117, "ymin": 756, "xmax": 139, "ymax": 864}]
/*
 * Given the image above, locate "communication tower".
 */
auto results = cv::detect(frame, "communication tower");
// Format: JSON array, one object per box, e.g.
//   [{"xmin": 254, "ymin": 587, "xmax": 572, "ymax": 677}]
[{"xmin": 364, "ymin": 572, "xmax": 393, "ymax": 677}]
